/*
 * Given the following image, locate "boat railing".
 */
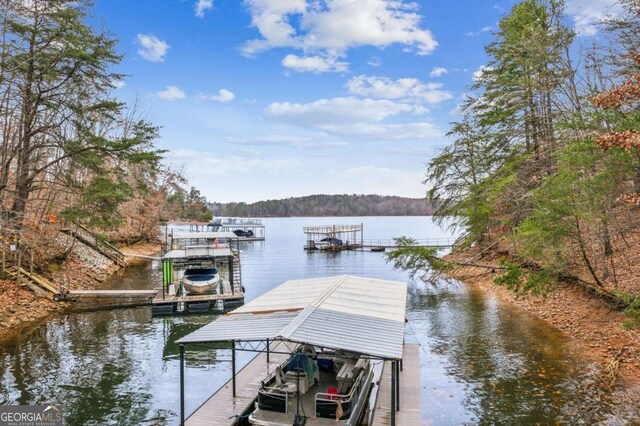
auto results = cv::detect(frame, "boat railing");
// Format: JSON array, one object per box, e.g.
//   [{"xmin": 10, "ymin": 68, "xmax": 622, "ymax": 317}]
[
  {"xmin": 222, "ymin": 218, "xmax": 263, "ymax": 225},
  {"xmin": 257, "ymin": 387, "xmax": 289, "ymax": 413},
  {"xmin": 315, "ymin": 390, "xmax": 354, "ymax": 420},
  {"xmin": 170, "ymin": 242, "xmax": 229, "ymax": 250},
  {"xmin": 314, "ymin": 362, "xmax": 372, "ymax": 420}
]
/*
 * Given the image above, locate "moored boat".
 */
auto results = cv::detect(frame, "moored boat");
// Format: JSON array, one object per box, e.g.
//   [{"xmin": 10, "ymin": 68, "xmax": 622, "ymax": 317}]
[
  {"xmin": 182, "ymin": 267, "xmax": 221, "ymax": 294},
  {"xmin": 248, "ymin": 346, "xmax": 373, "ymax": 426}
]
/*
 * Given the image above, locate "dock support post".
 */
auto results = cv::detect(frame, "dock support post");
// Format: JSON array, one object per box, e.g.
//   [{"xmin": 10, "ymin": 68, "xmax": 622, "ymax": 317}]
[
  {"xmin": 391, "ymin": 361, "xmax": 396, "ymax": 426},
  {"xmin": 396, "ymin": 361, "xmax": 400, "ymax": 411},
  {"xmin": 228, "ymin": 256, "xmax": 234, "ymax": 295},
  {"xmin": 266, "ymin": 338, "xmax": 270, "ymax": 363},
  {"xmin": 232, "ymin": 340, "xmax": 237, "ymax": 397},
  {"xmin": 180, "ymin": 344, "xmax": 185, "ymax": 426}
]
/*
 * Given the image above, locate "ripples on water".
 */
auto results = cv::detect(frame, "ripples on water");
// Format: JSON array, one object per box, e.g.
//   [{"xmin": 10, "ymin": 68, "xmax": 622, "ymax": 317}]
[{"xmin": 0, "ymin": 217, "xmax": 632, "ymax": 424}]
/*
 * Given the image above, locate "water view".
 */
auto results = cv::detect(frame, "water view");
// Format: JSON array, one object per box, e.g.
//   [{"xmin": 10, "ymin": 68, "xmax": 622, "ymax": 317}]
[{"xmin": 0, "ymin": 217, "xmax": 628, "ymax": 424}]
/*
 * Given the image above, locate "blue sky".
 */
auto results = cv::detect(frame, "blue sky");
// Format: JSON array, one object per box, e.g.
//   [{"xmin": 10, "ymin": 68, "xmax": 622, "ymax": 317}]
[{"xmin": 92, "ymin": 0, "xmax": 620, "ymax": 203}]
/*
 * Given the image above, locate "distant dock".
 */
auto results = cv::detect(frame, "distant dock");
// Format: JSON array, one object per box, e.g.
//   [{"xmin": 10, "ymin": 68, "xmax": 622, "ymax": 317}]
[
  {"xmin": 303, "ymin": 224, "xmax": 364, "ymax": 251},
  {"xmin": 303, "ymin": 223, "xmax": 456, "ymax": 251},
  {"xmin": 189, "ymin": 218, "xmax": 266, "ymax": 241},
  {"xmin": 153, "ymin": 230, "xmax": 245, "ymax": 315}
]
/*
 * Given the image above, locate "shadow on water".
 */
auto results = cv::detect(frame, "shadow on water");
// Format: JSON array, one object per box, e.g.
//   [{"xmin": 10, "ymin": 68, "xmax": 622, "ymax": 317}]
[
  {"xmin": 409, "ymin": 277, "xmax": 622, "ymax": 425},
  {"xmin": 0, "ymin": 217, "xmax": 635, "ymax": 425}
]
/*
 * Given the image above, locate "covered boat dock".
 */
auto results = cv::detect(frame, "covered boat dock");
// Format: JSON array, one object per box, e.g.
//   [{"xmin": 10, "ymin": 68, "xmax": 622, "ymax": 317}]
[
  {"xmin": 176, "ymin": 275, "xmax": 420, "ymax": 425},
  {"xmin": 154, "ymin": 231, "xmax": 245, "ymax": 314}
]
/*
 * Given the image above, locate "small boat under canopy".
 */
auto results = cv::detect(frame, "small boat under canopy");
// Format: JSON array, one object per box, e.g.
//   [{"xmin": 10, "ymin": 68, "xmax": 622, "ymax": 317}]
[{"xmin": 182, "ymin": 267, "xmax": 220, "ymax": 294}]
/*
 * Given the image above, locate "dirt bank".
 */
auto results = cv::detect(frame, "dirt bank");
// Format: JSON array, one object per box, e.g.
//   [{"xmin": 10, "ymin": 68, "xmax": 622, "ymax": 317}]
[
  {"xmin": 444, "ymin": 252, "xmax": 640, "ymax": 395},
  {"xmin": 0, "ymin": 240, "xmax": 160, "ymax": 339},
  {"xmin": 119, "ymin": 242, "xmax": 162, "ymax": 264}
]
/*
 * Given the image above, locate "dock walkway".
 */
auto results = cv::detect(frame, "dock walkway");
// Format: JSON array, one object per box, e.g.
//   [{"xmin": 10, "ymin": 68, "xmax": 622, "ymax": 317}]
[
  {"xmin": 185, "ymin": 343, "xmax": 420, "ymax": 426},
  {"xmin": 361, "ymin": 238, "xmax": 455, "ymax": 249},
  {"xmin": 67, "ymin": 289, "xmax": 158, "ymax": 298},
  {"xmin": 185, "ymin": 342, "xmax": 289, "ymax": 426},
  {"xmin": 372, "ymin": 344, "xmax": 421, "ymax": 426}
]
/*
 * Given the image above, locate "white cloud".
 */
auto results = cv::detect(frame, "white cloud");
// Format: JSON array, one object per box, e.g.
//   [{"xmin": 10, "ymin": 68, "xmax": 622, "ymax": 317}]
[
  {"xmin": 156, "ymin": 86, "xmax": 186, "ymax": 100},
  {"xmin": 110, "ymin": 80, "xmax": 125, "ymax": 89},
  {"xmin": 282, "ymin": 54, "xmax": 348, "ymax": 73},
  {"xmin": 171, "ymin": 149, "xmax": 298, "ymax": 176},
  {"xmin": 200, "ymin": 88, "xmax": 236, "ymax": 102},
  {"xmin": 472, "ymin": 65, "xmax": 493, "ymax": 83},
  {"xmin": 226, "ymin": 135, "xmax": 347, "ymax": 149},
  {"xmin": 331, "ymin": 122, "xmax": 442, "ymax": 139},
  {"xmin": 195, "ymin": 0, "xmax": 213, "ymax": 17},
  {"xmin": 265, "ymin": 97, "xmax": 442, "ymax": 140},
  {"xmin": 465, "ymin": 25, "xmax": 493, "ymax": 36},
  {"xmin": 330, "ymin": 166, "xmax": 426, "ymax": 197},
  {"xmin": 367, "ymin": 56, "xmax": 382, "ymax": 67},
  {"xmin": 429, "ymin": 67, "xmax": 448, "ymax": 78},
  {"xmin": 346, "ymin": 75, "xmax": 453, "ymax": 104},
  {"xmin": 266, "ymin": 97, "xmax": 422, "ymax": 126},
  {"xmin": 136, "ymin": 34, "xmax": 169, "ymax": 62},
  {"xmin": 242, "ymin": 0, "xmax": 437, "ymax": 71},
  {"xmin": 565, "ymin": 0, "xmax": 623, "ymax": 36}
]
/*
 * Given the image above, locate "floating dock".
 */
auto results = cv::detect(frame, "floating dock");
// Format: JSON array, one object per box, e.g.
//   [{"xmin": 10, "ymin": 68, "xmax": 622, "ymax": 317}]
[
  {"xmin": 303, "ymin": 224, "xmax": 363, "ymax": 251},
  {"xmin": 62, "ymin": 289, "xmax": 159, "ymax": 309},
  {"xmin": 361, "ymin": 237, "xmax": 456, "ymax": 250},
  {"xmin": 186, "ymin": 218, "xmax": 266, "ymax": 241},
  {"xmin": 176, "ymin": 275, "xmax": 416, "ymax": 426},
  {"xmin": 152, "ymin": 288, "xmax": 244, "ymax": 314},
  {"xmin": 155, "ymin": 231, "xmax": 245, "ymax": 315},
  {"xmin": 183, "ymin": 341, "xmax": 420, "ymax": 426},
  {"xmin": 371, "ymin": 344, "xmax": 421, "ymax": 426},
  {"xmin": 303, "ymin": 224, "xmax": 457, "ymax": 251},
  {"xmin": 185, "ymin": 341, "xmax": 290, "ymax": 426}
]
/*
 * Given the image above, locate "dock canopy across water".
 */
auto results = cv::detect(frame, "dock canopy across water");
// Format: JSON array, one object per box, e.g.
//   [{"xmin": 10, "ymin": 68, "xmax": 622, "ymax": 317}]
[{"xmin": 177, "ymin": 275, "xmax": 407, "ymax": 360}]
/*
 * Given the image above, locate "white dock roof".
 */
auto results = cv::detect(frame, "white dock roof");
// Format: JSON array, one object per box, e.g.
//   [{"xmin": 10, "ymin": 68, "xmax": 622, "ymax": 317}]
[
  {"xmin": 162, "ymin": 247, "xmax": 233, "ymax": 259},
  {"xmin": 170, "ymin": 231, "xmax": 239, "ymax": 240},
  {"xmin": 177, "ymin": 275, "xmax": 407, "ymax": 359}
]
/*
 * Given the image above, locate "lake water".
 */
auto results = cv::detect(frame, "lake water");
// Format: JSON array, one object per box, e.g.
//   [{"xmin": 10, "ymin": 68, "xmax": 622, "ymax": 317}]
[{"xmin": 0, "ymin": 217, "xmax": 632, "ymax": 424}]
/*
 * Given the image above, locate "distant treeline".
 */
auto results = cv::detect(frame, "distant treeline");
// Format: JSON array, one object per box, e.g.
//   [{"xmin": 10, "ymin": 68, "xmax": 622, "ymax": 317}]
[{"xmin": 209, "ymin": 194, "xmax": 436, "ymax": 217}]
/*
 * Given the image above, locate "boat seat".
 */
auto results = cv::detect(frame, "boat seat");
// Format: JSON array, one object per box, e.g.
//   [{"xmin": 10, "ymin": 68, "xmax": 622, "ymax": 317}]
[
  {"xmin": 352, "ymin": 358, "xmax": 369, "ymax": 377},
  {"xmin": 337, "ymin": 363, "xmax": 355, "ymax": 393},
  {"xmin": 284, "ymin": 371, "xmax": 310, "ymax": 395},
  {"xmin": 273, "ymin": 366, "xmax": 298, "ymax": 394}
]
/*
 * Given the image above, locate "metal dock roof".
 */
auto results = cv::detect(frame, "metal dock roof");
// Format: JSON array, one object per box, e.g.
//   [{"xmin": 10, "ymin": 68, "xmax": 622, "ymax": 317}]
[
  {"xmin": 162, "ymin": 247, "xmax": 233, "ymax": 259},
  {"xmin": 170, "ymin": 231, "xmax": 239, "ymax": 240},
  {"xmin": 177, "ymin": 275, "xmax": 407, "ymax": 359}
]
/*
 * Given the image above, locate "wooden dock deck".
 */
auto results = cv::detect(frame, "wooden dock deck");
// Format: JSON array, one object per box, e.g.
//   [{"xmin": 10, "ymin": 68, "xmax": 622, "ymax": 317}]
[
  {"xmin": 185, "ymin": 342, "xmax": 289, "ymax": 426},
  {"xmin": 361, "ymin": 238, "xmax": 455, "ymax": 249},
  {"xmin": 372, "ymin": 344, "xmax": 421, "ymax": 426},
  {"xmin": 63, "ymin": 289, "xmax": 159, "ymax": 309},
  {"xmin": 185, "ymin": 343, "xmax": 420, "ymax": 426},
  {"xmin": 68, "ymin": 289, "xmax": 158, "ymax": 298},
  {"xmin": 152, "ymin": 290, "xmax": 245, "ymax": 314}
]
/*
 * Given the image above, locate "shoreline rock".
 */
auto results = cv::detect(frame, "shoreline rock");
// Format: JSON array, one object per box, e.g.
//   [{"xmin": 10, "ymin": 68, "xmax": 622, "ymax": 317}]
[{"xmin": 0, "ymin": 240, "xmax": 161, "ymax": 340}]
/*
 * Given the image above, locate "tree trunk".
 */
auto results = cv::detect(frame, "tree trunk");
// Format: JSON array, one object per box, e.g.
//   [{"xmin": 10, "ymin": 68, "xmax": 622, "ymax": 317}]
[{"xmin": 574, "ymin": 215, "xmax": 604, "ymax": 287}]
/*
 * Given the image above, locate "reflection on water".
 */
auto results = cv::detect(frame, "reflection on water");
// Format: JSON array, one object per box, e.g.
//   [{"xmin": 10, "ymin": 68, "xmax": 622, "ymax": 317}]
[{"xmin": 0, "ymin": 217, "xmax": 634, "ymax": 424}]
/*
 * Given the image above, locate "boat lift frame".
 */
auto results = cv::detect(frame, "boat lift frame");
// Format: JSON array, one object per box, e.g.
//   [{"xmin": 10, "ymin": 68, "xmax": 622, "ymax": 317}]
[{"xmin": 178, "ymin": 338, "xmax": 403, "ymax": 426}]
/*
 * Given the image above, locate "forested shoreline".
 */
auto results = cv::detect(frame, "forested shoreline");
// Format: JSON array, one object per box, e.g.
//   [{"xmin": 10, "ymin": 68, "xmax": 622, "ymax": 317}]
[
  {"xmin": 420, "ymin": 1, "xmax": 640, "ymax": 325},
  {"xmin": 0, "ymin": 0, "xmax": 212, "ymax": 251},
  {"xmin": 210, "ymin": 194, "xmax": 436, "ymax": 217}
]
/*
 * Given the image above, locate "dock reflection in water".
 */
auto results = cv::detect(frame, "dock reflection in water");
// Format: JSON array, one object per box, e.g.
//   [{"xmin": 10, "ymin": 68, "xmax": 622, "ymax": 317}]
[{"xmin": 0, "ymin": 217, "xmax": 633, "ymax": 425}]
